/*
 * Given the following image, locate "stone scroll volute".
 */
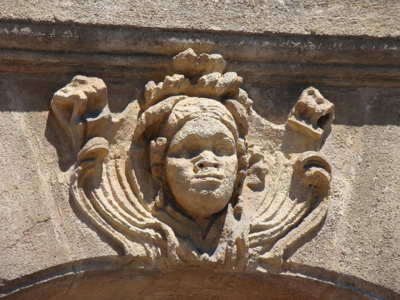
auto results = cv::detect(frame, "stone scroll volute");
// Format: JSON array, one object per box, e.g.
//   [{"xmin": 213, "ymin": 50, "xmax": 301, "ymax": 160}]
[{"xmin": 51, "ymin": 48, "xmax": 334, "ymax": 272}]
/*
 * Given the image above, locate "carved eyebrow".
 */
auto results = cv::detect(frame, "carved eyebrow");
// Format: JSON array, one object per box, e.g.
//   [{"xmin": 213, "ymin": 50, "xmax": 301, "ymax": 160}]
[
  {"xmin": 184, "ymin": 133, "xmax": 235, "ymax": 144},
  {"xmin": 168, "ymin": 132, "xmax": 235, "ymax": 151},
  {"xmin": 213, "ymin": 136, "xmax": 235, "ymax": 145}
]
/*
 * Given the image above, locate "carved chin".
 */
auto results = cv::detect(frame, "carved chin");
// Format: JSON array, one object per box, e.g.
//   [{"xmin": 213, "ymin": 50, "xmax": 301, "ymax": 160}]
[
  {"xmin": 165, "ymin": 175, "xmax": 234, "ymax": 218},
  {"xmin": 173, "ymin": 184, "xmax": 233, "ymax": 218}
]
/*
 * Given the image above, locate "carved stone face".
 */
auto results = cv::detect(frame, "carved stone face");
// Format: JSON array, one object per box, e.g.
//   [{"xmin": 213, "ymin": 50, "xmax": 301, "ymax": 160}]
[{"xmin": 165, "ymin": 116, "xmax": 238, "ymax": 218}]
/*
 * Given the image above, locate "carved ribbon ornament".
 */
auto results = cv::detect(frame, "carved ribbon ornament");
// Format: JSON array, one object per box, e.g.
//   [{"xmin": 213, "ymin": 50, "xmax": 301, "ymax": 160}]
[{"xmin": 51, "ymin": 49, "xmax": 334, "ymax": 272}]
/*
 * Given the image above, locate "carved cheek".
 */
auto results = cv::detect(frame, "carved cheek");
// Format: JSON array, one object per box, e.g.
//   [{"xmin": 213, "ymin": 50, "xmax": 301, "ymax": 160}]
[
  {"xmin": 166, "ymin": 157, "xmax": 195, "ymax": 187},
  {"xmin": 221, "ymin": 155, "xmax": 239, "ymax": 185}
]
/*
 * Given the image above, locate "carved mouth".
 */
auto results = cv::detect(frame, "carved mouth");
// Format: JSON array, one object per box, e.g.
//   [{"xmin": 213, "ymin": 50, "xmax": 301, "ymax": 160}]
[
  {"xmin": 194, "ymin": 173, "xmax": 223, "ymax": 189},
  {"xmin": 195, "ymin": 173, "xmax": 223, "ymax": 180}
]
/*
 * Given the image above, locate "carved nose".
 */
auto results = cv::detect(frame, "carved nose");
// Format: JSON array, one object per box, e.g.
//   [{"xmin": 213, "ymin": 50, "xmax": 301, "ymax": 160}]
[{"xmin": 194, "ymin": 151, "xmax": 220, "ymax": 171}]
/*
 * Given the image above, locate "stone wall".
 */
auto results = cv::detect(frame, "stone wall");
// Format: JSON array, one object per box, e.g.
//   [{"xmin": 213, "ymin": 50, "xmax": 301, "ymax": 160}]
[{"xmin": 0, "ymin": 1, "xmax": 399, "ymax": 299}]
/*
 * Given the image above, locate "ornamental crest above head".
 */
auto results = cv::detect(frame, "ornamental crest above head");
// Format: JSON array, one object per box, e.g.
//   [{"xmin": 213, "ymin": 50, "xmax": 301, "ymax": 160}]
[{"xmin": 51, "ymin": 48, "xmax": 334, "ymax": 271}]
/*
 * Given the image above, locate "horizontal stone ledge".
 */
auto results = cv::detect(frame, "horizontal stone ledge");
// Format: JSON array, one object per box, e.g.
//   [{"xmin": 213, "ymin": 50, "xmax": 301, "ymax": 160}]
[
  {"xmin": 1, "ymin": 261, "xmax": 395, "ymax": 300},
  {"xmin": 1, "ymin": 49, "xmax": 400, "ymax": 88},
  {"xmin": 1, "ymin": 21, "xmax": 400, "ymax": 67}
]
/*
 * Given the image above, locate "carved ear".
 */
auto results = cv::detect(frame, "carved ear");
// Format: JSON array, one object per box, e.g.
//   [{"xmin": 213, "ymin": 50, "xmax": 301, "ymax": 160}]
[
  {"xmin": 77, "ymin": 137, "xmax": 109, "ymax": 165},
  {"xmin": 150, "ymin": 137, "xmax": 168, "ymax": 181},
  {"xmin": 246, "ymin": 146, "xmax": 267, "ymax": 191},
  {"xmin": 293, "ymin": 151, "xmax": 331, "ymax": 197}
]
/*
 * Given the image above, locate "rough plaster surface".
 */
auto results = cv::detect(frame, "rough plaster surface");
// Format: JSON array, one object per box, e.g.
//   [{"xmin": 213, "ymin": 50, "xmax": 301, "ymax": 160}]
[
  {"xmin": 1, "ymin": 0, "xmax": 400, "ymax": 38},
  {"xmin": 0, "ymin": 74, "xmax": 118, "ymax": 283},
  {"xmin": 290, "ymin": 126, "xmax": 400, "ymax": 291},
  {"xmin": 1, "ymin": 2, "xmax": 400, "ymax": 298},
  {"xmin": 1, "ymin": 76, "xmax": 400, "ymax": 299}
]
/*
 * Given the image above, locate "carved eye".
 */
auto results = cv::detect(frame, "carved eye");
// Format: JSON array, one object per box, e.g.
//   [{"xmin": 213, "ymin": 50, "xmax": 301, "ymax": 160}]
[
  {"xmin": 168, "ymin": 135, "xmax": 205, "ymax": 159},
  {"xmin": 167, "ymin": 144, "xmax": 189, "ymax": 159},
  {"xmin": 213, "ymin": 139, "xmax": 235, "ymax": 156},
  {"xmin": 184, "ymin": 140, "xmax": 201, "ymax": 158}
]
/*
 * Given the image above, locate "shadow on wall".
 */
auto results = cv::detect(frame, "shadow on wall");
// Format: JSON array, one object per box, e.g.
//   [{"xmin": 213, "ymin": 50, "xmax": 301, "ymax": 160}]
[
  {"xmin": 0, "ymin": 73, "xmax": 139, "ymax": 171},
  {"xmin": 2, "ymin": 73, "xmax": 400, "ymax": 127},
  {"xmin": 2, "ymin": 73, "xmax": 400, "ymax": 171},
  {"xmin": 45, "ymin": 111, "xmax": 76, "ymax": 172},
  {"xmin": 0, "ymin": 74, "xmax": 138, "ymax": 113},
  {"xmin": 246, "ymin": 85, "xmax": 400, "ymax": 126}
]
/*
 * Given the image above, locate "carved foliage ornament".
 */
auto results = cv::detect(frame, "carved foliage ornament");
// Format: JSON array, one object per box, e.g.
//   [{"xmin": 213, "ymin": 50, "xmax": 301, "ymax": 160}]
[{"xmin": 51, "ymin": 49, "xmax": 334, "ymax": 271}]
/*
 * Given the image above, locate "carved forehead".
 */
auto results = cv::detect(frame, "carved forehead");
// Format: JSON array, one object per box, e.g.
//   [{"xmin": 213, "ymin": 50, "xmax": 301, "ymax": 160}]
[
  {"xmin": 169, "ymin": 117, "xmax": 236, "ymax": 148},
  {"xmin": 160, "ymin": 97, "xmax": 238, "ymax": 140}
]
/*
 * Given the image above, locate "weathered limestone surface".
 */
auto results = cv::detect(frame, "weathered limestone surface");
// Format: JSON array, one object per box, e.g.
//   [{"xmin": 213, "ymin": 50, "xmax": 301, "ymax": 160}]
[
  {"xmin": 0, "ymin": 1, "xmax": 400, "ymax": 299},
  {"xmin": 1, "ymin": 0, "xmax": 400, "ymax": 37}
]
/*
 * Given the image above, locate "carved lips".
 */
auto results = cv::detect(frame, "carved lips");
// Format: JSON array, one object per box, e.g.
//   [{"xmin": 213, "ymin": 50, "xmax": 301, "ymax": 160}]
[{"xmin": 194, "ymin": 171, "xmax": 224, "ymax": 190}]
